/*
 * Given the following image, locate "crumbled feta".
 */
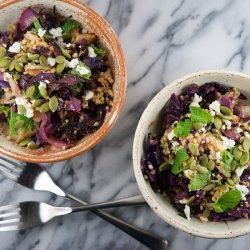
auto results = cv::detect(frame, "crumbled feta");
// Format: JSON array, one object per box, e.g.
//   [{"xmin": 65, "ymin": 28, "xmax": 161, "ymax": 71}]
[
  {"xmin": 179, "ymin": 198, "xmax": 188, "ymax": 204},
  {"xmin": 224, "ymin": 120, "xmax": 232, "ymax": 130},
  {"xmin": 215, "ymin": 152, "xmax": 221, "ymax": 159},
  {"xmin": 8, "ymin": 42, "xmax": 21, "ymax": 53},
  {"xmin": 56, "ymin": 37, "xmax": 66, "ymax": 47},
  {"xmin": 75, "ymin": 65, "xmax": 90, "ymax": 76},
  {"xmin": 236, "ymin": 184, "xmax": 249, "ymax": 200},
  {"xmin": 209, "ymin": 100, "xmax": 221, "ymax": 113},
  {"xmin": 172, "ymin": 141, "xmax": 179, "ymax": 150},
  {"xmin": 66, "ymin": 43, "xmax": 71, "ymax": 48},
  {"xmin": 39, "ymin": 81, "xmax": 47, "ymax": 89},
  {"xmin": 244, "ymin": 132, "xmax": 250, "ymax": 138},
  {"xmin": 15, "ymin": 97, "xmax": 34, "ymax": 118},
  {"xmin": 190, "ymin": 94, "xmax": 202, "ymax": 107},
  {"xmin": 210, "ymin": 110, "xmax": 216, "ymax": 117},
  {"xmin": 235, "ymin": 166, "xmax": 247, "ymax": 177},
  {"xmin": 84, "ymin": 90, "xmax": 94, "ymax": 100},
  {"xmin": 87, "ymin": 46, "xmax": 97, "ymax": 58},
  {"xmin": 68, "ymin": 58, "xmax": 79, "ymax": 69},
  {"xmin": 221, "ymin": 136, "xmax": 235, "ymax": 149},
  {"xmin": 184, "ymin": 204, "xmax": 191, "ymax": 221},
  {"xmin": 49, "ymin": 27, "xmax": 63, "ymax": 38},
  {"xmin": 184, "ymin": 169, "xmax": 195, "ymax": 179},
  {"xmin": 44, "ymin": 80, "xmax": 50, "ymax": 84},
  {"xmin": 38, "ymin": 28, "xmax": 46, "ymax": 38},
  {"xmin": 236, "ymin": 127, "xmax": 243, "ymax": 133},
  {"xmin": 47, "ymin": 57, "xmax": 56, "ymax": 67},
  {"xmin": 167, "ymin": 130, "xmax": 176, "ymax": 140},
  {"xmin": 15, "ymin": 96, "xmax": 27, "ymax": 106}
]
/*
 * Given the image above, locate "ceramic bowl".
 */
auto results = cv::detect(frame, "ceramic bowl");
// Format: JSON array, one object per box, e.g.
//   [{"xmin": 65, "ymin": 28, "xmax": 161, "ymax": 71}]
[
  {"xmin": 133, "ymin": 70, "xmax": 250, "ymax": 238},
  {"xmin": 0, "ymin": 0, "xmax": 126, "ymax": 163}
]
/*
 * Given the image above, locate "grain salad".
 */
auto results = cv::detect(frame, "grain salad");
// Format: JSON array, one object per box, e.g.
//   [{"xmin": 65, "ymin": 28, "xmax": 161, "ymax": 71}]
[
  {"xmin": 0, "ymin": 7, "xmax": 114, "ymax": 149},
  {"xmin": 142, "ymin": 82, "xmax": 250, "ymax": 222}
]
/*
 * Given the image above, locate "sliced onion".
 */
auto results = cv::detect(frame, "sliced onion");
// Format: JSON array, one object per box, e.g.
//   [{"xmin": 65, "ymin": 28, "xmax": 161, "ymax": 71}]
[{"xmin": 19, "ymin": 7, "xmax": 38, "ymax": 31}]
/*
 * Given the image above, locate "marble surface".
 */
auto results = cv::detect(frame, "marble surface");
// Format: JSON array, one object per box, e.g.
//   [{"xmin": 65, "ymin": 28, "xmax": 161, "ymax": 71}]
[{"xmin": 1, "ymin": 0, "xmax": 250, "ymax": 249}]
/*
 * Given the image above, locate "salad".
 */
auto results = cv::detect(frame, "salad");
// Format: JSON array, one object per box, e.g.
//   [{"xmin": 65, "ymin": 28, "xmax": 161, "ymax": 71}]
[
  {"xmin": 0, "ymin": 7, "xmax": 114, "ymax": 149},
  {"xmin": 142, "ymin": 82, "xmax": 250, "ymax": 222}
]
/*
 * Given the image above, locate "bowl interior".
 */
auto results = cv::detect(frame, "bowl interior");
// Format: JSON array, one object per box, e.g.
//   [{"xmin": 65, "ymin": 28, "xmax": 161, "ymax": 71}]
[
  {"xmin": 133, "ymin": 70, "xmax": 250, "ymax": 238},
  {"xmin": 0, "ymin": 0, "xmax": 126, "ymax": 162}
]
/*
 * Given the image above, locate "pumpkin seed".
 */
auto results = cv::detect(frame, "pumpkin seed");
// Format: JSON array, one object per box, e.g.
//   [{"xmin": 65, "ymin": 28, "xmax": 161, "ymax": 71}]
[
  {"xmin": 200, "ymin": 155, "xmax": 208, "ymax": 166},
  {"xmin": 39, "ymin": 55, "xmax": 48, "ymax": 67},
  {"xmin": 31, "ymin": 99, "xmax": 45, "ymax": 107},
  {"xmin": 238, "ymin": 145, "xmax": 247, "ymax": 152},
  {"xmin": 55, "ymin": 55, "xmax": 65, "ymax": 64},
  {"xmin": 49, "ymin": 96, "xmax": 58, "ymax": 113},
  {"xmin": 207, "ymin": 160, "xmax": 215, "ymax": 171},
  {"xmin": 0, "ymin": 47, "xmax": 6, "ymax": 58},
  {"xmin": 232, "ymin": 173, "xmax": 240, "ymax": 184},
  {"xmin": 13, "ymin": 72, "xmax": 20, "ymax": 80},
  {"xmin": 14, "ymin": 120, "xmax": 24, "ymax": 129},
  {"xmin": 27, "ymin": 141, "xmax": 38, "ymax": 149},
  {"xmin": 189, "ymin": 160, "xmax": 197, "ymax": 169},
  {"xmin": 187, "ymin": 196, "xmax": 195, "ymax": 205},
  {"xmin": 188, "ymin": 143, "xmax": 199, "ymax": 155},
  {"xmin": 56, "ymin": 62, "xmax": 65, "ymax": 74},
  {"xmin": 197, "ymin": 165, "xmax": 208, "ymax": 174},
  {"xmin": 19, "ymin": 138, "xmax": 32, "ymax": 147},
  {"xmin": 18, "ymin": 104, "xmax": 26, "ymax": 115},
  {"xmin": 240, "ymin": 151, "xmax": 249, "ymax": 165},
  {"xmin": 19, "ymin": 55, "xmax": 28, "ymax": 63},
  {"xmin": 25, "ymin": 85, "xmax": 35, "ymax": 98},
  {"xmin": 0, "ymin": 57, "xmax": 11, "ymax": 67},
  {"xmin": 40, "ymin": 102, "xmax": 50, "ymax": 113},
  {"xmin": 39, "ymin": 86, "xmax": 48, "ymax": 98},
  {"xmin": 227, "ymin": 178, "xmax": 235, "ymax": 186},
  {"xmin": 60, "ymin": 47, "xmax": 71, "ymax": 59},
  {"xmin": 14, "ymin": 62, "xmax": 23, "ymax": 72},
  {"xmin": 203, "ymin": 183, "xmax": 216, "ymax": 191},
  {"xmin": 219, "ymin": 184, "xmax": 229, "ymax": 192},
  {"xmin": 213, "ymin": 117, "xmax": 222, "ymax": 129},
  {"xmin": 27, "ymin": 53, "xmax": 39, "ymax": 60},
  {"xmin": 220, "ymin": 106, "xmax": 232, "ymax": 116},
  {"xmin": 230, "ymin": 160, "xmax": 237, "ymax": 171},
  {"xmin": 243, "ymin": 137, "xmax": 250, "ymax": 151},
  {"xmin": 220, "ymin": 115, "xmax": 234, "ymax": 120},
  {"xmin": 159, "ymin": 162, "xmax": 169, "ymax": 171},
  {"xmin": 233, "ymin": 147, "xmax": 242, "ymax": 161},
  {"xmin": 8, "ymin": 60, "xmax": 15, "ymax": 71},
  {"xmin": 202, "ymin": 208, "xmax": 211, "ymax": 218},
  {"xmin": 192, "ymin": 122, "xmax": 204, "ymax": 130}
]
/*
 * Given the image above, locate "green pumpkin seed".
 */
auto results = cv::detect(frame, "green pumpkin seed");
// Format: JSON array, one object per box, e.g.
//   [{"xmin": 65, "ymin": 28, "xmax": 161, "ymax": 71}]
[
  {"xmin": 27, "ymin": 53, "xmax": 39, "ymax": 60},
  {"xmin": 31, "ymin": 99, "xmax": 45, "ymax": 107},
  {"xmin": 159, "ymin": 162, "xmax": 169, "ymax": 171},
  {"xmin": 238, "ymin": 145, "xmax": 247, "ymax": 152},
  {"xmin": 219, "ymin": 184, "xmax": 229, "ymax": 192},
  {"xmin": 40, "ymin": 102, "xmax": 50, "ymax": 113},
  {"xmin": 220, "ymin": 106, "xmax": 232, "ymax": 116},
  {"xmin": 187, "ymin": 196, "xmax": 195, "ymax": 205},
  {"xmin": 25, "ymin": 85, "xmax": 35, "ymax": 98},
  {"xmin": 232, "ymin": 173, "xmax": 240, "ymax": 184},
  {"xmin": 240, "ymin": 151, "xmax": 249, "ymax": 165},
  {"xmin": 39, "ymin": 86, "xmax": 48, "ymax": 98},
  {"xmin": 39, "ymin": 55, "xmax": 48, "ymax": 67},
  {"xmin": 188, "ymin": 143, "xmax": 199, "ymax": 155},
  {"xmin": 230, "ymin": 160, "xmax": 237, "ymax": 171},
  {"xmin": 18, "ymin": 104, "xmax": 26, "ymax": 115},
  {"xmin": 203, "ymin": 183, "xmax": 216, "ymax": 191},
  {"xmin": 189, "ymin": 160, "xmax": 197, "ymax": 169},
  {"xmin": 220, "ymin": 115, "xmax": 234, "ymax": 120},
  {"xmin": 14, "ymin": 120, "xmax": 24, "ymax": 129},
  {"xmin": 27, "ymin": 141, "xmax": 38, "ymax": 149},
  {"xmin": 8, "ymin": 60, "xmax": 15, "ymax": 71},
  {"xmin": 14, "ymin": 62, "xmax": 23, "ymax": 72},
  {"xmin": 213, "ymin": 117, "xmax": 222, "ymax": 129},
  {"xmin": 197, "ymin": 165, "xmax": 208, "ymax": 174},
  {"xmin": 60, "ymin": 47, "xmax": 71, "ymax": 59},
  {"xmin": 19, "ymin": 138, "xmax": 32, "ymax": 147},
  {"xmin": 200, "ymin": 155, "xmax": 208, "ymax": 166},
  {"xmin": 55, "ymin": 55, "xmax": 65, "ymax": 64},
  {"xmin": 19, "ymin": 55, "xmax": 28, "ymax": 63},
  {"xmin": 227, "ymin": 178, "xmax": 235, "ymax": 186},
  {"xmin": 192, "ymin": 122, "xmax": 204, "ymax": 130},
  {"xmin": 243, "ymin": 137, "xmax": 250, "ymax": 151},
  {"xmin": 233, "ymin": 147, "xmax": 242, "ymax": 161},
  {"xmin": 0, "ymin": 57, "xmax": 11, "ymax": 67},
  {"xmin": 202, "ymin": 208, "xmax": 211, "ymax": 218},
  {"xmin": 207, "ymin": 160, "xmax": 215, "ymax": 171},
  {"xmin": 49, "ymin": 96, "xmax": 58, "ymax": 113},
  {"xmin": 13, "ymin": 72, "xmax": 20, "ymax": 80},
  {"xmin": 0, "ymin": 47, "xmax": 6, "ymax": 58},
  {"xmin": 56, "ymin": 62, "xmax": 65, "ymax": 74}
]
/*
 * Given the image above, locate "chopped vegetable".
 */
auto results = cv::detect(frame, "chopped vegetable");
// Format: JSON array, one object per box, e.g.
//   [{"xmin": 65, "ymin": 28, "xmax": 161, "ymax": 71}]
[
  {"xmin": 174, "ymin": 119, "xmax": 192, "ymax": 137},
  {"xmin": 171, "ymin": 148, "xmax": 189, "ymax": 174},
  {"xmin": 61, "ymin": 19, "xmax": 81, "ymax": 35}
]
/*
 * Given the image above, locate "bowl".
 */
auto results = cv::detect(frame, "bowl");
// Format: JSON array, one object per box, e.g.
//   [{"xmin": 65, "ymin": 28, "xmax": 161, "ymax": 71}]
[
  {"xmin": 0, "ymin": 0, "xmax": 126, "ymax": 163},
  {"xmin": 133, "ymin": 70, "xmax": 250, "ymax": 238}
]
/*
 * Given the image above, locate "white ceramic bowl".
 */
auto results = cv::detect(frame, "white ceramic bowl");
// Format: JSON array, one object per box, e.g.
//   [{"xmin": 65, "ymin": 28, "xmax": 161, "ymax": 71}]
[{"xmin": 133, "ymin": 70, "xmax": 250, "ymax": 238}]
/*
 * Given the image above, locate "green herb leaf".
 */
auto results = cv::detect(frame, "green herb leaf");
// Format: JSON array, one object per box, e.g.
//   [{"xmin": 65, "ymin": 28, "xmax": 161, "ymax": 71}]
[
  {"xmin": 61, "ymin": 19, "xmax": 81, "ymax": 35},
  {"xmin": 71, "ymin": 82, "xmax": 83, "ymax": 93},
  {"xmin": 171, "ymin": 148, "xmax": 189, "ymax": 174},
  {"xmin": 0, "ymin": 105, "xmax": 10, "ymax": 117},
  {"xmin": 9, "ymin": 112, "xmax": 35, "ymax": 136},
  {"xmin": 190, "ymin": 106, "xmax": 212, "ymax": 124},
  {"xmin": 33, "ymin": 17, "xmax": 42, "ymax": 32},
  {"xmin": 33, "ymin": 84, "xmax": 42, "ymax": 99},
  {"xmin": 213, "ymin": 189, "xmax": 241, "ymax": 213},
  {"xmin": 221, "ymin": 150, "xmax": 234, "ymax": 173},
  {"xmin": 188, "ymin": 172, "xmax": 210, "ymax": 191},
  {"xmin": 89, "ymin": 44, "xmax": 106, "ymax": 57},
  {"xmin": 174, "ymin": 119, "xmax": 192, "ymax": 137},
  {"xmin": 71, "ymin": 61, "xmax": 91, "ymax": 79}
]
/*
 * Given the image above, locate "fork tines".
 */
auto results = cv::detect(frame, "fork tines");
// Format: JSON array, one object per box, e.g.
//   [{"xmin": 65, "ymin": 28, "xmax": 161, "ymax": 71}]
[{"xmin": 0, "ymin": 204, "xmax": 21, "ymax": 231}]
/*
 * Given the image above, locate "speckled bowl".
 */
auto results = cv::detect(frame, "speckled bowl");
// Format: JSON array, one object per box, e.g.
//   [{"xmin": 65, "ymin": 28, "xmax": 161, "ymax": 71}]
[
  {"xmin": 133, "ymin": 70, "xmax": 250, "ymax": 238},
  {"xmin": 0, "ymin": 0, "xmax": 126, "ymax": 163}
]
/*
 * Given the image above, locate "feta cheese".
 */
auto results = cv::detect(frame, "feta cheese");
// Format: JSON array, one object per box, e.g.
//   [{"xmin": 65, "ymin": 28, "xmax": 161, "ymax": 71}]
[
  {"xmin": 210, "ymin": 110, "xmax": 216, "ymax": 117},
  {"xmin": 235, "ymin": 166, "xmax": 247, "ymax": 177},
  {"xmin": 68, "ymin": 58, "xmax": 79, "ymax": 69},
  {"xmin": 87, "ymin": 46, "xmax": 97, "ymax": 58},
  {"xmin": 209, "ymin": 100, "xmax": 221, "ymax": 113},
  {"xmin": 39, "ymin": 81, "xmax": 47, "ymax": 89},
  {"xmin": 75, "ymin": 64, "xmax": 90, "ymax": 76},
  {"xmin": 15, "ymin": 97, "xmax": 34, "ymax": 118},
  {"xmin": 49, "ymin": 27, "xmax": 63, "ymax": 38},
  {"xmin": 224, "ymin": 120, "xmax": 232, "ymax": 130},
  {"xmin": 236, "ymin": 184, "xmax": 249, "ymax": 200},
  {"xmin": 167, "ymin": 130, "xmax": 176, "ymax": 140},
  {"xmin": 44, "ymin": 80, "xmax": 50, "ymax": 84},
  {"xmin": 38, "ymin": 28, "xmax": 46, "ymax": 38},
  {"xmin": 184, "ymin": 204, "xmax": 191, "ymax": 221},
  {"xmin": 56, "ymin": 37, "xmax": 66, "ymax": 47},
  {"xmin": 179, "ymin": 198, "xmax": 188, "ymax": 204},
  {"xmin": 221, "ymin": 136, "xmax": 235, "ymax": 149},
  {"xmin": 47, "ymin": 57, "xmax": 56, "ymax": 67},
  {"xmin": 15, "ymin": 96, "xmax": 27, "ymax": 106},
  {"xmin": 8, "ymin": 42, "xmax": 21, "ymax": 53},
  {"xmin": 244, "ymin": 132, "xmax": 250, "ymax": 138},
  {"xmin": 236, "ymin": 127, "xmax": 243, "ymax": 133},
  {"xmin": 215, "ymin": 152, "xmax": 221, "ymax": 160},
  {"xmin": 66, "ymin": 43, "xmax": 71, "ymax": 48},
  {"xmin": 190, "ymin": 94, "xmax": 202, "ymax": 107},
  {"xmin": 172, "ymin": 141, "xmax": 179, "ymax": 150},
  {"xmin": 184, "ymin": 169, "xmax": 195, "ymax": 179},
  {"xmin": 84, "ymin": 90, "xmax": 94, "ymax": 100}
]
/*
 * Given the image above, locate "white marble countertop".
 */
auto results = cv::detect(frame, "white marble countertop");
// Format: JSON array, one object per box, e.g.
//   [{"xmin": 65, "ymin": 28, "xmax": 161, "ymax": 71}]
[{"xmin": 1, "ymin": 0, "xmax": 250, "ymax": 249}]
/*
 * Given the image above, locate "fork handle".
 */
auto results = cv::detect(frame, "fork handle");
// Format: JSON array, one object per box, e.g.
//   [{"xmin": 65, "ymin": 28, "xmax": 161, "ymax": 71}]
[{"xmin": 65, "ymin": 193, "xmax": 168, "ymax": 250}]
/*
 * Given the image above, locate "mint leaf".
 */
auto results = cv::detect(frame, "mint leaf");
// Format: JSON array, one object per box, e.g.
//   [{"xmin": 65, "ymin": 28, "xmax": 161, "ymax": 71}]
[
  {"xmin": 213, "ymin": 189, "xmax": 241, "ymax": 213},
  {"xmin": 62, "ymin": 19, "xmax": 81, "ymax": 35},
  {"xmin": 33, "ymin": 17, "xmax": 42, "ymax": 32},
  {"xmin": 33, "ymin": 84, "xmax": 42, "ymax": 99},
  {"xmin": 171, "ymin": 148, "xmax": 189, "ymax": 174},
  {"xmin": 71, "ymin": 82, "xmax": 83, "ymax": 93},
  {"xmin": 221, "ymin": 150, "xmax": 233, "ymax": 174},
  {"xmin": 190, "ymin": 106, "xmax": 212, "ymax": 124},
  {"xmin": 174, "ymin": 119, "xmax": 192, "ymax": 137},
  {"xmin": 89, "ymin": 44, "xmax": 106, "ymax": 57},
  {"xmin": 0, "ymin": 105, "xmax": 10, "ymax": 117},
  {"xmin": 71, "ymin": 61, "xmax": 91, "ymax": 79},
  {"xmin": 188, "ymin": 172, "xmax": 210, "ymax": 191}
]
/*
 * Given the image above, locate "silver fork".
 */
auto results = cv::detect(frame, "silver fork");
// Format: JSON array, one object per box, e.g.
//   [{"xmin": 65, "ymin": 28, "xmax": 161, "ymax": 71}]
[{"xmin": 0, "ymin": 157, "xmax": 168, "ymax": 250}]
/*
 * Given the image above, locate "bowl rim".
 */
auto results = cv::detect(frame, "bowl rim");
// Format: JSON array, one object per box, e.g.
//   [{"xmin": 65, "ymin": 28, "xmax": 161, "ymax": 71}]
[
  {"xmin": 133, "ymin": 69, "xmax": 250, "ymax": 238},
  {"xmin": 0, "ymin": 0, "xmax": 127, "ymax": 163}
]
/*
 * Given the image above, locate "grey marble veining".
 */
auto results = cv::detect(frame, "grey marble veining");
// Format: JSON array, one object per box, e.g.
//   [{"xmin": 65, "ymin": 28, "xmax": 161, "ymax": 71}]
[{"xmin": 1, "ymin": 0, "xmax": 250, "ymax": 249}]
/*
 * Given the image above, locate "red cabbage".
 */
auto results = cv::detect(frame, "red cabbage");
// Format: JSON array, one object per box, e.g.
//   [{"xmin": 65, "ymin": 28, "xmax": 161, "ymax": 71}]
[
  {"xmin": 222, "ymin": 129, "xmax": 240, "ymax": 141},
  {"xmin": 31, "ymin": 73, "xmax": 56, "ymax": 83},
  {"xmin": 0, "ymin": 80, "xmax": 9, "ymax": 89},
  {"xmin": 69, "ymin": 97, "xmax": 82, "ymax": 113},
  {"xmin": 18, "ymin": 7, "xmax": 38, "ymax": 31},
  {"xmin": 220, "ymin": 95, "xmax": 232, "ymax": 109}
]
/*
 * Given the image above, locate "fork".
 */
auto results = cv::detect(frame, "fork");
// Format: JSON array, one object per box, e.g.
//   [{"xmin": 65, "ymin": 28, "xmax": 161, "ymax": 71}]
[{"xmin": 0, "ymin": 157, "xmax": 168, "ymax": 250}]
